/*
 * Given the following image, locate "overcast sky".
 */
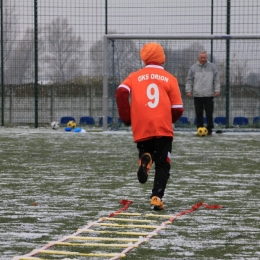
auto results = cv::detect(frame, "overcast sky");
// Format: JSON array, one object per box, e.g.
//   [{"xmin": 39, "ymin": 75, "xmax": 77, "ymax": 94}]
[{"xmin": 13, "ymin": 0, "xmax": 260, "ymax": 36}]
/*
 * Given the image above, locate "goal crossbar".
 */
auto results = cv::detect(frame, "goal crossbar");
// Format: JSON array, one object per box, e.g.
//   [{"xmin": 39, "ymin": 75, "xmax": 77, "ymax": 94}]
[{"xmin": 104, "ymin": 34, "xmax": 260, "ymax": 40}]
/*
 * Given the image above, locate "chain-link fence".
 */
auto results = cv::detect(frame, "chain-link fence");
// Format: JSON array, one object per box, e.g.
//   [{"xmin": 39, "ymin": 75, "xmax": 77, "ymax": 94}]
[{"xmin": 1, "ymin": 0, "xmax": 260, "ymax": 129}]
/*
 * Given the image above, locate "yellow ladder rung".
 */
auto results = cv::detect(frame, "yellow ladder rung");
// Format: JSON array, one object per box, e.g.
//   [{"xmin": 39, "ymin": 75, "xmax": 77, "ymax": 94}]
[
  {"xmin": 116, "ymin": 231, "xmax": 151, "ymax": 236},
  {"xmin": 100, "ymin": 217, "xmax": 156, "ymax": 223},
  {"xmin": 94, "ymin": 223, "xmax": 160, "ymax": 229},
  {"xmin": 145, "ymin": 213, "xmax": 176, "ymax": 218},
  {"xmin": 38, "ymin": 249, "xmax": 125, "ymax": 257},
  {"xmin": 69, "ymin": 236, "xmax": 139, "ymax": 242},
  {"xmin": 13, "ymin": 257, "xmax": 45, "ymax": 260},
  {"xmin": 117, "ymin": 213, "xmax": 142, "ymax": 216},
  {"xmin": 52, "ymin": 241, "xmax": 137, "ymax": 248},
  {"xmin": 79, "ymin": 229, "xmax": 151, "ymax": 236}
]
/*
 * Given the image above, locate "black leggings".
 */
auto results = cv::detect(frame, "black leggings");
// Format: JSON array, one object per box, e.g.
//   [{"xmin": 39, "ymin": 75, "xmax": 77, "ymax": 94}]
[{"xmin": 137, "ymin": 137, "xmax": 172, "ymax": 199}]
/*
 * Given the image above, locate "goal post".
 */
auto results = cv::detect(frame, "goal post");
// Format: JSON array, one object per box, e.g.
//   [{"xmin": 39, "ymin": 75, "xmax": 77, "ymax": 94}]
[{"xmin": 102, "ymin": 34, "xmax": 260, "ymax": 131}]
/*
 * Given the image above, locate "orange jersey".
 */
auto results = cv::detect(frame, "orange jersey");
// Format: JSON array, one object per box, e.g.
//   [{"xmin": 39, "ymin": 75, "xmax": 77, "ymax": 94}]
[{"xmin": 117, "ymin": 65, "xmax": 183, "ymax": 142}]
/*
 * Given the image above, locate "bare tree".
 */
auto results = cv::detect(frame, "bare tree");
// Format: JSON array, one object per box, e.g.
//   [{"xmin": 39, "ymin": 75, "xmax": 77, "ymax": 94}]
[
  {"xmin": 164, "ymin": 42, "xmax": 205, "ymax": 85},
  {"xmin": 217, "ymin": 60, "xmax": 226, "ymax": 86},
  {"xmin": 110, "ymin": 39, "xmax": 141, "ymax": 81},
  {"xmin": 245, "ymin": 72, "xmax": 260, "ymax": 87},
  {"xmin": 5, "ymin": 28, "xmax": 35, "ymax": 84},
  {"xmin": 230, "ymin": 53, "xmax": 249, "ymax": 85},
  {"xmin": 1, "ymin": 1, "xmax": 19, "ymax": 82},
  {"xmin": 217, "ymin": 54, "xmax": 249, "ymax": 86},
  {"xmin": 44, "ymin": 17, "xmax": 84, "ymax": 84},
  {"xmin": 89, "ymin": 39, "xmax": 103, "ymax": 77},
  {"xmin": 90, "ymin": 37, "xmax": 140, "ymax": 80},
  {"xmin": 2, "ymin": 1, "xmax": 18, "ymax": 63}
]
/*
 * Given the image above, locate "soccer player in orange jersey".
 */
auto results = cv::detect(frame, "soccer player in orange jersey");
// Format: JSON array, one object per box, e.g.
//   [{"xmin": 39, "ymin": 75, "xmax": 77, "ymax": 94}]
[{"xmin": 116, "ymin": 42, "xmax": 184, "ymax": 210}]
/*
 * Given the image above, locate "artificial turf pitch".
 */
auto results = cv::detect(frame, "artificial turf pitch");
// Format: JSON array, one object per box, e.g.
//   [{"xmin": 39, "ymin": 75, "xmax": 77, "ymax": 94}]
[{"xmin": 1, "ymin": 128, "xmax": 259, "ymax": 259}]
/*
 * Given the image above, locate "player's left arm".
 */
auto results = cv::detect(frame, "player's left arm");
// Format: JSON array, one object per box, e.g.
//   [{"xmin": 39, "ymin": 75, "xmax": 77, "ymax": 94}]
[{"xmin": 171, "ymin": 106, "xmax": 184, "ymax": 123}]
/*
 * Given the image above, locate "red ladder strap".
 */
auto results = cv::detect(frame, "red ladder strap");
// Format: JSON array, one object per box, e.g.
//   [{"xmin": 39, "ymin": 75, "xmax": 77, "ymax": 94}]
[
  {"xmin": 108, "ymin": 199, "xmax": 133, "ymax": 217},
  {"xmin": 170, "ymin": 202, "xmax": 224, "ymax": 222}
]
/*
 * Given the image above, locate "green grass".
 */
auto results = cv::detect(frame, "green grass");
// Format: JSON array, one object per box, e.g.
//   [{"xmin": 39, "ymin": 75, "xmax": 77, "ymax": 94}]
[{"xmin": 1, "ymin": 128, "xmax": 260, "ymax": 259}]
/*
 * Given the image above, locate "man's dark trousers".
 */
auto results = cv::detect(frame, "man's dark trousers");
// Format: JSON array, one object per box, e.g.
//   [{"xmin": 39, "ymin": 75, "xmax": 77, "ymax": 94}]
[{"xmin": 194, "ymin": 96, "xmax": 214, "ymax": 134}]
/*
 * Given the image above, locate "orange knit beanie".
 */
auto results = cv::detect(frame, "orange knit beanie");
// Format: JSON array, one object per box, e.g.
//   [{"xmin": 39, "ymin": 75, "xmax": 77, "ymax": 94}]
[{"xmin": 140, "ymin": 42, "xmax": 165, "ymax": 65}]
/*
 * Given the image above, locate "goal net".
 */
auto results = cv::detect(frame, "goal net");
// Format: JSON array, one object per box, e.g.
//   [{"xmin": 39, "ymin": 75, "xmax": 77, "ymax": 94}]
[{"xmin": 102, "ymin": 34, "xmax": 260, "ymax": 131}]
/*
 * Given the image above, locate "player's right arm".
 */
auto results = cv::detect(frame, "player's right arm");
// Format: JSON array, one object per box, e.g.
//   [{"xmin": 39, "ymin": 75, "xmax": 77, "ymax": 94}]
[
  {"xmin": 170, "ymin": 77, "xmax": 184, "ymax": 123},
  {"xmin": 116, "ymin": 84, "xmax": 131, "ymax": 126}
]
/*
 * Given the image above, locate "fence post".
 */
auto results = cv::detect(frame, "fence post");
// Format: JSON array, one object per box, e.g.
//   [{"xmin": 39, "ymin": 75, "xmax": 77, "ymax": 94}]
[
  {"xmin": 102, "ymin": 35, "xmax": 108, "ymax": 131},
  {"xmin": 105, "ymin": 0, "xmax": 108, "ymax": 34},
  {"xmin": 225, "ymin": 0, "xmax": 231, "ymax": 128},
  {"xmin": 34, "ymin": 0, "xmax": 38, "ymax": 128},
  {"xmin": 0, "ymin": 0, "xmax": 4, "ymax": 126},
  {"xmin": 210, "ymin": 0, "xmax": 214, "ymax": 62}
]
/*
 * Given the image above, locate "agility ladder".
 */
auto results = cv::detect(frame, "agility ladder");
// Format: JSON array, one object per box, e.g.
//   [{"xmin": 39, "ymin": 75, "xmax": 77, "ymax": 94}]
[{"xmin": 13, "ymin": 200, "xmax": 223, "ymax": 260}]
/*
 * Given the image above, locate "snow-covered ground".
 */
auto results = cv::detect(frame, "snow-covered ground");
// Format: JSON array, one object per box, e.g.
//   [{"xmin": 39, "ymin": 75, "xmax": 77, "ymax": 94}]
[{"xmin": 0, "ymin": 127, "xmax": 259, "ymax": 260}]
